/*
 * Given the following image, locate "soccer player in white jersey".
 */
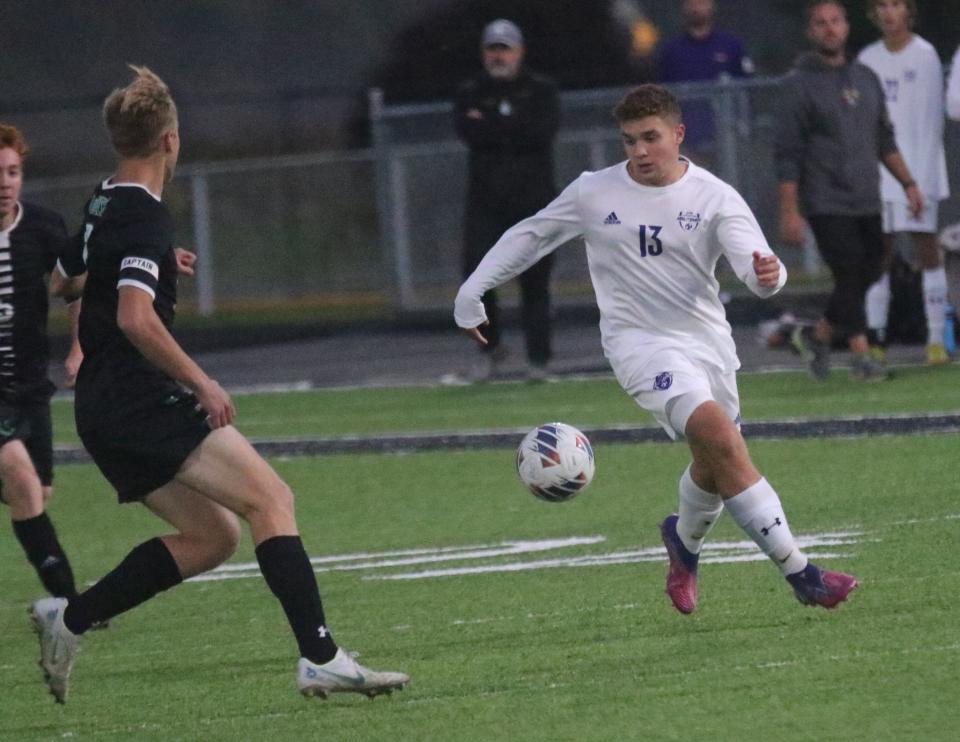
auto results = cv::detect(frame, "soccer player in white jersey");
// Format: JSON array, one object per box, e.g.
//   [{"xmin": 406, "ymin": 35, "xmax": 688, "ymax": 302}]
[
  {"xmin": 943, "ymin": 46, "xmax": 960, "ymax": 317},
  {"xmin": 455, "ymin": 84, "xmax": 858, "ymax": 613},
  {"xmin": 948, "ymin": 45, "xmax": 960, "ymax": 120},
  {"xmin": 858, "ymin": 0, "xmax": 951, "ymax": 364}
]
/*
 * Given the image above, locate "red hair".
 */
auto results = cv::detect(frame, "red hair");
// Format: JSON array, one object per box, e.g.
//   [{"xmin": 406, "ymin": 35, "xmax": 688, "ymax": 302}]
[{"xmin": 0, "ymin": 123, "xmax": 29, "ymax": 160}]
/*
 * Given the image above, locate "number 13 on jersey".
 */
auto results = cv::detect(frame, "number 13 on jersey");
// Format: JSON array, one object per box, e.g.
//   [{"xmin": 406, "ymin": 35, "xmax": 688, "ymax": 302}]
[{"xmin": 638, "ymin": 224, "xmax": 663, "ymax": 257}]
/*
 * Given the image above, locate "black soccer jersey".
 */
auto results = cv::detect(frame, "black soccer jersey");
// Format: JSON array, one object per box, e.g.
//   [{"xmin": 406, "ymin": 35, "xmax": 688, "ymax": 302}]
[
  {"xmin": 58, "ymin": 181, "xmax": 180, "ymax": 429},
  {"xmin": 0, "ymin": 202, "xmax": 64, "ymax": 404}
]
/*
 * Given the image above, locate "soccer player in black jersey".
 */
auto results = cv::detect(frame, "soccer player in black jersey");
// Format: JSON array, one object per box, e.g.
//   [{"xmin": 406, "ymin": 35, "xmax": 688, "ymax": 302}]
[
  {"xmin": 32, "ymin": 66, "xmax": 408, "ymax": 703},
  {"xmin": 0, "ymin": 124, "xmax": 81, "ymax": 604}
]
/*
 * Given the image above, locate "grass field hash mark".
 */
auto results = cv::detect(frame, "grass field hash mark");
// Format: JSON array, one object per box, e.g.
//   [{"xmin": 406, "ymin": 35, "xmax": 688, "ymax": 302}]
[
  {"xmin": 187, "ymin": 536, "xmax": 606, "ymax": 583},
  {"xmin": 184, "ymin": 530, "xmax": 868, "ymax": 584}
]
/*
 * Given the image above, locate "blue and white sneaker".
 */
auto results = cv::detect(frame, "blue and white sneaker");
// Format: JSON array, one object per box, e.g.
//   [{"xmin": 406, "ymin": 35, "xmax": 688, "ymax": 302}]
[
  {"xmin": 297, "ymin": 648, "xmax": 409, "ymax": 699},
  {"xmin": 30, "ymin": 597, "xmax": 81, "ymax": 703},
  {"xmin": 660, "ymin": 514, "xmax": 700, "ymax": 615}
]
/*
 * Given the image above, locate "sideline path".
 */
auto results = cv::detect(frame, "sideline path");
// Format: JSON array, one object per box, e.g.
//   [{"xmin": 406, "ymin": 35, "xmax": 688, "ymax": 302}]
[{"xmin": 184, "ymin": 323, "xmax": 942, "ymax": 392}]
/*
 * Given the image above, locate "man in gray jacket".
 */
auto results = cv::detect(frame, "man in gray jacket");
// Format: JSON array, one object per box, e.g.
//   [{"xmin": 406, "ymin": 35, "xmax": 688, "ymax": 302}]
[{"xmin": 776, "ymin": 0, "xmax": 923, "ymax": 381}]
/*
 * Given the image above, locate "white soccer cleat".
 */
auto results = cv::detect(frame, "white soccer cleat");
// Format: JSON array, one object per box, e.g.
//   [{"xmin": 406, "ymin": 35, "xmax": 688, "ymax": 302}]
[
  {"xmin": 30, "ymin": 597, "xmax": 81, "ymax": 704},
  {"xmin": 297, "ymin": 648, "xmax": 409, "ymax": 700}
]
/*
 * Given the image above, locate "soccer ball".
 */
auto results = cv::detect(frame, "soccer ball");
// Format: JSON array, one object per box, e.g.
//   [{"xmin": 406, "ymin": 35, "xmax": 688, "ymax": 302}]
[{"xmin": 516, "ymin": 422, "xmax": 595, "ymax": 502}]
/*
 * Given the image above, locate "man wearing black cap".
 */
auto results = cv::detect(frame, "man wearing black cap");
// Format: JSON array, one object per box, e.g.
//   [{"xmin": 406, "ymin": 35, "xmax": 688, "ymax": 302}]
[{"xmin": 453, "ymin": 18, "xmax": 560, "ymax": 381}]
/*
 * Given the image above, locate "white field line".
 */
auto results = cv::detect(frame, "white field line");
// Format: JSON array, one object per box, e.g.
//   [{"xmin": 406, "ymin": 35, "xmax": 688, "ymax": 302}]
[
  {"xmin": 207, "ymin": 537, "xmax": 605, "ymax": 573},
  {"xmin": 186, "ymin": 531, "xmax": 865, "ymax": 584},
  {"xmin": 366, "ymin": 550, "xmax": 853, "ymax": 581},
  {"xmin": 892, "ymin": 513, "xmax": 960, "ymax": 526},
  {"xmin": 366, "ymin": 532, "xmax": 863, "ymax": 581},
  {"xmin": 187, "ymin": 536, "xmax": 606, "ymax": 583}
]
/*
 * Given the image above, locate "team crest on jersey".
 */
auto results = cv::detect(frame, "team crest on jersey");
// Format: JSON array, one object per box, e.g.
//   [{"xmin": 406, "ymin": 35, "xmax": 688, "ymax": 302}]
[
  {"xmin": 88, "ymin": 195, "xmax": 110, "ymax": 217},
  {"xmin": 904, "ymin": 69, "xmax": 916, "ymax": 82},
  {"xmin": 676, "ymin": 211, "xmax": 701, "ymax": 231},
  {"xmin": 653, "ymin": 372, "xmax": 673, "ymax": 391},
  {"xmin": 841, "ymin": 87, "xmax": 860, "ymax": 106}
]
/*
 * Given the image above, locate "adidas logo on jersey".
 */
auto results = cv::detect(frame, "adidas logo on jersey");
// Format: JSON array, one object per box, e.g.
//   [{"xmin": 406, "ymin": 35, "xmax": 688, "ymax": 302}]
[{"xmin": 603, "ymin": 212, "xmax": 621, "ymax": 225}]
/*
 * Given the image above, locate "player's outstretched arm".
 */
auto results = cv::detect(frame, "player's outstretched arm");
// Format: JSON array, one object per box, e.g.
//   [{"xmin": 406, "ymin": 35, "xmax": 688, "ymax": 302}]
[
  {"xmin": 117, "ymin": 286, "xmax": 235, "ymax": 428},
  {"xmin": 454, "ymin": 177, "xmax": 584, "ymax": 339}
]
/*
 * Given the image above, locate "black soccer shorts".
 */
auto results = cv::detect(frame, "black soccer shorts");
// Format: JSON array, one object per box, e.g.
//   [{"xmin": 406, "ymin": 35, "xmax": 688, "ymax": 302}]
[
  {"xmin": 0, "ymin": 401, "xmax": 54, "ymax": 489},
  {"xmin": 79, "ymin": 390, "xmax": 211, "ymax": 503}
]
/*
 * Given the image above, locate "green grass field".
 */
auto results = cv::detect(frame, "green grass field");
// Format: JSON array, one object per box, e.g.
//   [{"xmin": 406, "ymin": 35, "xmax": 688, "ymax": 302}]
[
  {"xmin": 5, "ymin": 369, "xmax": 960, "ymax": 740},
  {"xmin": 49, "ymin": 365, "xmax": 960, "ymax": 445}
]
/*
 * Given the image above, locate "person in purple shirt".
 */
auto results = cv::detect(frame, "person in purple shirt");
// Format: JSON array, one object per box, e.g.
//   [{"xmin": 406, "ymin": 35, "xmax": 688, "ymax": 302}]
[{"xmin": 656, "ymin": 0, "xmax": 754, "ymax": 152}]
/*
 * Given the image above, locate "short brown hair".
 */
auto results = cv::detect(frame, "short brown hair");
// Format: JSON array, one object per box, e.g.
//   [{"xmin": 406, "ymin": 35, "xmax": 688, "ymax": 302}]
[
  {"xmin": 612, "ymin": 84, "xmax": 683, "ymax": 125},
  {"xmin": 0, "ymin": 123, "xmax": 29, "ymax": 160},
  {"xmin": 103, "ymin": 65, "xmax": 178, "ymax": 158},
  {"xmin": 865, "ymin": 0, "xmax": 916, "ymax": 27},
  {"xmin": 805, "ymin": 0, "xmax": 848, "ymax": 22}
]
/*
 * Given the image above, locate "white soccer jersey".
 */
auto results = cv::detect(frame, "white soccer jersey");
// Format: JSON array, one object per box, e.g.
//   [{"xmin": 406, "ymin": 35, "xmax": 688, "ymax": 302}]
[
  {"xmin": 454, "ymin": 160, "xmax": 785, "ymax": 373},
  {"xmin": 948, "ymin": 46, "xmax": 960, "ymax": 121},
  {"xmin": 858, "ymin": 36, "xmax": 949, "ymax": 203}
]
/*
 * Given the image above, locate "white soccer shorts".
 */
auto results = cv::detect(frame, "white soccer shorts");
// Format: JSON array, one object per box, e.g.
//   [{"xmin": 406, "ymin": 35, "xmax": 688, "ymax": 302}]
[
  {"xmin": 609, "ymin": 347, "xmax": 741, "ymax": 441},
  {"xmin": 882, "ymin": 200, "xmax": 939, "ymax": 234}
]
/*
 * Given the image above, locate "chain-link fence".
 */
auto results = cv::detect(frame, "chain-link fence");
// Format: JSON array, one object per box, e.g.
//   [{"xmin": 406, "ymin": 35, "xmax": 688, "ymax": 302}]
[{"xmin": 24, "ymin": 75, "xmax": 960, "ymax": 315}]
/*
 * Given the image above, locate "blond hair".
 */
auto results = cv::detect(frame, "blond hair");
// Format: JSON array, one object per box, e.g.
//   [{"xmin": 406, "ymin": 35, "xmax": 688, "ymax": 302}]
[{"xmin": 103, "ymin": 65, "xmax": 178, "ymax": 158}]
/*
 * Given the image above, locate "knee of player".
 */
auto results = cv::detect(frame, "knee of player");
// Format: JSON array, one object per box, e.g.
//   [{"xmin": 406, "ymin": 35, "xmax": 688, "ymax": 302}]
[
  {"xmin": 205, "ymin": 513, "xmax": 242, "ymax": 565},
  {"xmin": 683, "ymin": 405, "xmax": 744, "ymax": 458},
  {"xmin": 0, "ymin": 466, "xmax": 43, "ymax": 506},
  {"xmin": 222, "ymin": 514, "xmax": 243, "ymax": 556},
  {"xmin": 700, "ymin": 425, "xmax": 746, "ymax": 460}
]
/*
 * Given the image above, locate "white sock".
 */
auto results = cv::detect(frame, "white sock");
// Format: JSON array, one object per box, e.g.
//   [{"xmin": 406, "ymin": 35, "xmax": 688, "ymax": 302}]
[
  {"xmin": 724, "ymin": 478, "xmax": 808, "ymax": 575},
  {"xmin": 676, "ymin": 466, "xmax": 724, "ymax": 554},
  {"xmin": 923, "ymin": 267, "xmax": 948, "ymax": 346},
  {"xmin": 865, "ymin": 272, "xmax": 890, "ymax": 342}
]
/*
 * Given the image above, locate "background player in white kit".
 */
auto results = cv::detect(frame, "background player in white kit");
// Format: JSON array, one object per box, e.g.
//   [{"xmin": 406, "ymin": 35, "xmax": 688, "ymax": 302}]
[
  {"xmin": 948, "ymin": 44, "xmax": 960, "ymax": 121},
  {"xmin": 942, "ymin": 45, "xmax": 960, "ymax": 315},
  {"xmin": 455, "ymin": 84, "xmax": 858, "ymax": 614},
  {"xmin": 858, "ymin": 0, "xmax": 950, "ymax": 364}
]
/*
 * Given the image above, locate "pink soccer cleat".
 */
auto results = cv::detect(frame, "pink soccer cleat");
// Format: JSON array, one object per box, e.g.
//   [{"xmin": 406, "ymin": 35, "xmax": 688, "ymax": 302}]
[
  {"xmin": 660, "ymin": 514, "xmax": 700, "ymax": 615},
  {"xmin": 786, "ymin": 562, "xmax": 859, "ymax": 609}
]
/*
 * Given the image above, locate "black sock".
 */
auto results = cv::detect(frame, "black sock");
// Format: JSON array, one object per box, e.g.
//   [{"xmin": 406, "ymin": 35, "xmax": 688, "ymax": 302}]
[
  {"xmin": 255, "ymin": 535, "xmax": 337, "ymax": 664},
  {"xmin": 63, "ymin": 537, "xmax": 182, "ymax": 635},
  {"xmin": 12, "ymin": 513, "xmax": 77, "ymax": 598}
]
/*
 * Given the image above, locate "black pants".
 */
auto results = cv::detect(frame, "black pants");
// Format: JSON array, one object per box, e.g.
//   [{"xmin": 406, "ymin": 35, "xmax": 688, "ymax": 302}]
[
  {"xmin": 463, "ymin": 203, "xmax": 554, "ymax": 366},
  {"xmin": 808, "ymin": 213, "xmax": 885, "ymax": 340}
]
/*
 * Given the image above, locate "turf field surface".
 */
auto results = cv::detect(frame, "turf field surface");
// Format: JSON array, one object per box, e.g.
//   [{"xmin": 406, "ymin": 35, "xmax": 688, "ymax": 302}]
[{"xmin": 3, "ymin": 368, "xmax": 958, "ymax": 740}]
